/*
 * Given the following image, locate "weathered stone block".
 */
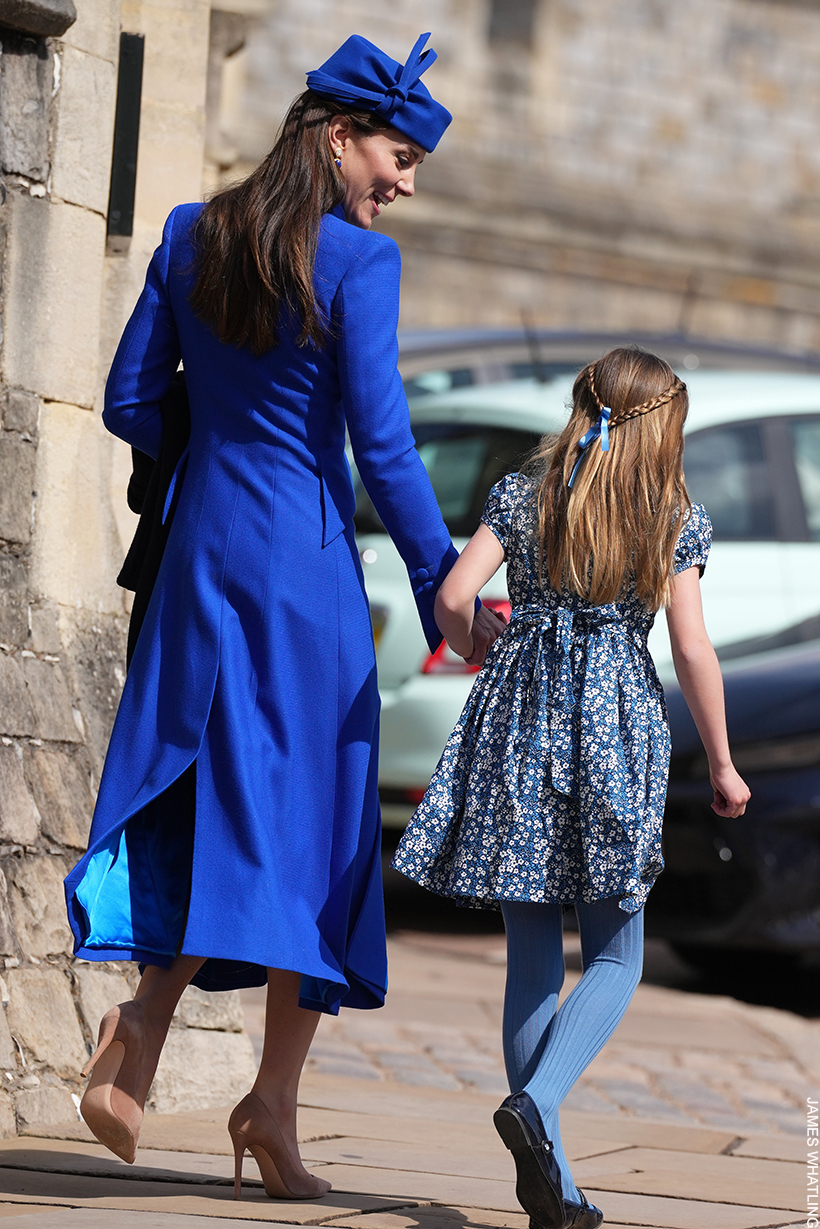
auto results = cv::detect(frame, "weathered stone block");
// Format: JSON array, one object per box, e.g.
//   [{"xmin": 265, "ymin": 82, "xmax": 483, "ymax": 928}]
[
  {"xmin": 0, "ymin": 555, "xmax": 28, "ymax": 645},
  {"xmin": 73, "ymin": 965, "xmax": 131, "ymax": 1038},
  {"xmin": 51, "ymin": 45, "xmax": 116, "ymax": 214},
  {"xmin": 6, "ymin": 966, "xmax": 86, "ymax": 1076},
  {"xmin": 1, "ymin": 194, "xmax": 104, "ymax": 408},
  {"xmin": 27, "ymin": 602, "xmax": 60, "ymax": 655},
  {"xmin": 0, "ymin": 864, "xmax": 20, "ymax": 959},
  {"xmin": 4, "ymin": 388, "xmax": 39, "ymax": 435},
  {"xmin": 14, "ymin": 1082, "xmax": 75, "ymax": 1128},
  {"xmin": 30, "ymin": 404, "xmax": 129, "ymax": 616},
  {"xmin": 0, "ymin": 745, "xmax": 39, "ymax": 845},
  {"xmin": 23, "ymin": 746, "xmax": 92, "ymax": 848},
  {"xmin": 0, "ymin": 1003, "xmax": 16, "ymax": 1072},
  {"xmin": 60, "ymin": 0, "xmax": 116, "ymax": 62},
  {"xmin": 0, "ymin": 655, "xmax": 35, "ymax": 737},
  {"xmin": 0, "ymin": 31, "xmax": 51, "ymax": 179},
  {"xmin": 52, "ymin": 606, "xmax": 127, "ymax": 778},
  {"xmin": 0, "ymin": 0, "xmax": 75, "ymax": 38},
  {"xmin": 20, "ymin": 658, "xmax": 81, "ymax": 743},
  {"xmin": 7, "ymin": 855, "xmax": 73, "ymax": 958},
  {"xmin": 0, "ymin": 435, "xmax": 35, "ymax": 544},
  {"xmin": 0, "ymin": 1089, "xmax": 15, "ymax": 1137},
  {"xmin": 175, "ymin": 985, "xmax": 245, "ymax": 1033},
  {"xmin": 149, "ymin": 1026, "xmax": 257, "ymax": 1114}
]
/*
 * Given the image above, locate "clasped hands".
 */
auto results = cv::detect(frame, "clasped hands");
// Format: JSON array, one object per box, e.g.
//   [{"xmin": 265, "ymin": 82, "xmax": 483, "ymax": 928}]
[{"xmin": 463, "ymin": 603, "xmax": 508, "ymax": 668}]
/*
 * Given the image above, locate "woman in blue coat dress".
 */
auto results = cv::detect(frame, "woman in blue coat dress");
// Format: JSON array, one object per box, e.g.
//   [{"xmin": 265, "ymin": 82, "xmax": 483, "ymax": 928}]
[{"xmin": 65, "ymin": 32, "xmax": 503, "ymax": 1195}]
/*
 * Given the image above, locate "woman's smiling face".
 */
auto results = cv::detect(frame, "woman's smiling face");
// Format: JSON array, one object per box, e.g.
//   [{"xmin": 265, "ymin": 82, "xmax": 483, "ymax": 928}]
[{"xmin": 328, "ymin": 118, "xmax": 425, "ymax": 229}]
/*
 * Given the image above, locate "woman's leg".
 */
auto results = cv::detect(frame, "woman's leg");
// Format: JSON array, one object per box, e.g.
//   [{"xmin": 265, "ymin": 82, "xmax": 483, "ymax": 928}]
[
  {"xmin": 248, "ymin": 968, "xmax": 323, "ymax": 1176},
  {"xmin": 121, "ymin": 953, "xmax": 207, "ymax": 1099},
  {"xmin": 81, "ymin": 952, "xmax": 206, "ymax": 1162},
  {"xmin": 522, "ymin": 895, "xmax": 644, "ymax": 1201}
]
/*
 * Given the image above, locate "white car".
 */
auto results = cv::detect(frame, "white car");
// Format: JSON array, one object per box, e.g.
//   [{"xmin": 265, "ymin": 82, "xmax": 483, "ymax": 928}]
[{"xmin": 354, "ymin": 333, "xmax": 820, "ymax": 828}]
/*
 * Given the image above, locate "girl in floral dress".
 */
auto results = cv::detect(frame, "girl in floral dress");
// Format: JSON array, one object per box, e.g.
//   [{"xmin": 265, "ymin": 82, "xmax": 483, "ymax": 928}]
[{"xmin": 392, "ymin": 347, "xmax": 750, "ymax": 1229}]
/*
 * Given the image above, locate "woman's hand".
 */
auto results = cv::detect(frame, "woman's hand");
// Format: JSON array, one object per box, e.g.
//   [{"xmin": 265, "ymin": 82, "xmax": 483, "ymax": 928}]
[
  {"xmin": 709, "ymin": 763, "xmax": 751, "ymax": 818},
  {"xmin": 465, "ymin": 603, "xmax": 507, "ymax": 667}
]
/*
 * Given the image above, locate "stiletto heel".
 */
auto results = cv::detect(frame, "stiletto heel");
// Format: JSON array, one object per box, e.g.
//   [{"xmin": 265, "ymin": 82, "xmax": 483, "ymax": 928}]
[
  {"xmin": 80, "ymin": 1002, "xmax": 156, "ymax": 1166},
  {"xmin": 228, "ymin": 1091, "xmax": 331, "ymax": 1202},
  {"xmin": 233, "ymin": 1137, "xmax": 244, "ymax": 1200}
]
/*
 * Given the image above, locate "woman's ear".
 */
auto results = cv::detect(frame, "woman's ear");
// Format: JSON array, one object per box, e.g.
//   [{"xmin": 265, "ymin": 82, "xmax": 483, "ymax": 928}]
[{"xmin": 327, "ymin": 115, "xmax": 353, "ymax": 154}]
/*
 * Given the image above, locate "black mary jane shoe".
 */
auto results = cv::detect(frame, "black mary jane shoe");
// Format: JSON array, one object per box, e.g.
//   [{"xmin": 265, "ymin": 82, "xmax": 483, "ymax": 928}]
[
  {"xmin": 561, "ymin": 1191, "xmax": 604, "ymax": 1228},
  {"xmin": 493, "ymin": 1092, "xmax": 564, "ymax": 1229}
]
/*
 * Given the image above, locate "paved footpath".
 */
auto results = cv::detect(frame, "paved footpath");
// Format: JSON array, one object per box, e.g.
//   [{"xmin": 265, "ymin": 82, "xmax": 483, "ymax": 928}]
[{"xmin": 0, "ymin": 932, "xmax": 812, "ymax": 1228}]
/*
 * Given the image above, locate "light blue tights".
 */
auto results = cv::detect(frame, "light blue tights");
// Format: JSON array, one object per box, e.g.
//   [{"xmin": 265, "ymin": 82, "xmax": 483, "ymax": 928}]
[{"xmin": 500, "ymin": 896, "xmax": 644, "ymax": 1204}]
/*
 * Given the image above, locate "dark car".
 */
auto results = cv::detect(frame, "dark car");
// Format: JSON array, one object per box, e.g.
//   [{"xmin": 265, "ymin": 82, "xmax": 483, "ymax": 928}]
[{"xmin": 649, "ymin": 621, "xmax": 820, "ymax": 971}]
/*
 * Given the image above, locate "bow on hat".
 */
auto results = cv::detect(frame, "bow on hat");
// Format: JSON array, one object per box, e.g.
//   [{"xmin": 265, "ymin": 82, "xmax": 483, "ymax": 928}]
[
  {"xmin": 568, "ymin": 406, "xmax": 611, "ymax": 488},
  {"xmin": 306, "ymin": 33, "xmax": 452, "ymax": 151},
  {"xmin": 375, "ymin": 33, "xmax": 436, "ymax": 120}
]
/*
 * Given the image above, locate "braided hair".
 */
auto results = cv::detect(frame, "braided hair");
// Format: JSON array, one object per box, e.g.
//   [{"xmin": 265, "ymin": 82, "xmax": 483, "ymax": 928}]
[
  {"xmin": 587, "ymin": 361, "xmax": 686, "ymax": 428},
  {"xmin": 531, "ymin": 347, "xmax": 691, "ymax": 611}
]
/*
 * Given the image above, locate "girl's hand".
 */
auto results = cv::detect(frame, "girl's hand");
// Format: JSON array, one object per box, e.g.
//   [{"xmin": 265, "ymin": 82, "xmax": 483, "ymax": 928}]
[
  {"xmin": 464, "ymin": 603, "xmax": 507, "ymax": 667},
  {"xmin": 709, "ymin": 763, "xmax": 751, "ymax": 818}
]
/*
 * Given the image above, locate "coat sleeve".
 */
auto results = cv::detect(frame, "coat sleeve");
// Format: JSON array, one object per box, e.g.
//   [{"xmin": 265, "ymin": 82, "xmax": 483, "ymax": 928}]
[
  {"xmin": 336, "ymin": 233, "xmax": 457, "ymax": 652},
  {"xmin": 102, "ymin": 208, "xmax": 183, "ymax": 459}
]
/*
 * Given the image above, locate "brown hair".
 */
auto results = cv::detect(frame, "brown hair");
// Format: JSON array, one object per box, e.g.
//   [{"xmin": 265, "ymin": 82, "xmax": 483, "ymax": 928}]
[
  {"xmin": 532, "ymin": 347, "xmax": 690, "ymax": 611},
  {"xmin": 189, "ymin": 90, "xmax": 388, "ymax": 354}
]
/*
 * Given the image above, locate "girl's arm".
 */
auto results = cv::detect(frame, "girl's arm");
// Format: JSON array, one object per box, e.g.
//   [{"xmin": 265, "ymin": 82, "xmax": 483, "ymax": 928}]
[
  {"xmin": 666, "ymin": 566, "xmax": 751, "ymax": 818},
  {"xmin": 435, "ymin": 523, "xmax": 506, "ymax": 661}
]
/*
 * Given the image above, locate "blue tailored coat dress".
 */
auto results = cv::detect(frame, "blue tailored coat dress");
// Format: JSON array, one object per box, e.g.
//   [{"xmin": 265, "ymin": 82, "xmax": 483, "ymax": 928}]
[{"xmin": 64, "ymin": 202, "xmax": 457, "ymax": 1013}]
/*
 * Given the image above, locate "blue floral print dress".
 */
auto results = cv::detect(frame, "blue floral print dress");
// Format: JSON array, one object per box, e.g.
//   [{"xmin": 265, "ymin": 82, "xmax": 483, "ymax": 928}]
[{"xmin": 392, "ymin": 473, "xmax": 712, "ymax": 914}]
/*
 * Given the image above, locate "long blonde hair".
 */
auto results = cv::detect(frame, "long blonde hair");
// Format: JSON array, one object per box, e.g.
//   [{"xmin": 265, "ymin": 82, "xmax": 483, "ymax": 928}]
[{"xmin": 533, "ymin": 347, "xmax": 690, "ymax": 611}]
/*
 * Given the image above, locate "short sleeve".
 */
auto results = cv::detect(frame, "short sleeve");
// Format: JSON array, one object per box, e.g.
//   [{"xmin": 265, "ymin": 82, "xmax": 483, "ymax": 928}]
[
  {"xmin": 673, "ymin": 502, "xmax": 712, "ymax": 577},
  {"xmin": 481, "ymin": 473, "xmax": 527, "ymax": 554}
]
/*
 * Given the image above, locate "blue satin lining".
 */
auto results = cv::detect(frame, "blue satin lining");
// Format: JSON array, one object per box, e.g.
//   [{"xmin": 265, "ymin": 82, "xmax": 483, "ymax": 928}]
[{"xmin": 73, "ymin": 768, "xmax": 195, "ymax": 958}]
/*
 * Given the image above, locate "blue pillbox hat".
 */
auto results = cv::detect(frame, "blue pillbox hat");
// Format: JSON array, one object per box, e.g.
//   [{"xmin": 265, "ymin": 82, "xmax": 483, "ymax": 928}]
[{"xmin": 306, "ymin": 33, "xmax": 452, "ymax": 152}]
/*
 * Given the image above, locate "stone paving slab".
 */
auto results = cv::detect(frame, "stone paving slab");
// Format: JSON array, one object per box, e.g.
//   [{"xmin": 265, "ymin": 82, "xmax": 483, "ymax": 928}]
[
  {"xmin": 0, "ymin": 1137, "xmax": 263, "ymax": 1186},
  {"xmin": 575, "ymin": 1190, "xmax": 796, "ymax": 1229},
  {"xmin": 0, "ymin": 1166, "xmax": 409, "ymax": 1222},
  {"xmin": 732, "ymin": 1133, "xmax": 804, "ymax": 1162},
  {"xmin": 332, "ymin": 1206, "xmax": 796, "ymax": 1229},
  {"xmin": 300, "ymin": 1165, "xmax": 517, "ymax": 1215},
  {"xmin": 571, "ymin": 1145, "xmax": 798, "ymax": 1210},
  {"xmin": 0, "ymin": 1213, "xmax": 289, "ymax": 1226},
  {"xmin": 301, "ymin": 1139, "xmax": 513, "ymax": 1184}
]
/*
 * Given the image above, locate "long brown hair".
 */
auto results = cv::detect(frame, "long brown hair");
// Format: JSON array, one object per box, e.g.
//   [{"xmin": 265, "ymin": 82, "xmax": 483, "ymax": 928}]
[
  {"xmin": 189, "ymin": 90, "xmax": 388, "ymax": 354},
  {"xmin": 532, "ymin": 347, "xmax": 690, "ymax": 611}
]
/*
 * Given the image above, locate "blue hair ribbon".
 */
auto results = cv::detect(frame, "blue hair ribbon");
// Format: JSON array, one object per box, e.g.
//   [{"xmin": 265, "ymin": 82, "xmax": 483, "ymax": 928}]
[{"xmin": 568, "ymin": 406, "xmax": 611, "ymax": 488}]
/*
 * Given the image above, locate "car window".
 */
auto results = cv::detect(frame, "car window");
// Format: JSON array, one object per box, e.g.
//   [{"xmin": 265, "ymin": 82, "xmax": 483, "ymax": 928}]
[
  {"xmin": 683, "ymin": 422, "xmax": 777, "ymax": 540},
  {"xmin": 791, "ymin": 419, "xmax": 820, "ymax": 542},
  {"xmin": 402, "ymin": 369, "xmax": 474, "ymax": 398},
  {"xmin": 353, "ymin": 424, "xmax": 542, "ymax": 537}
]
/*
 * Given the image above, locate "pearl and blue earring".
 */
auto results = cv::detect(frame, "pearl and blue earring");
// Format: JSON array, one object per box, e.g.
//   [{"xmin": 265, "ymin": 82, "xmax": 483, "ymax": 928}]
[{"xmin": 334, "ymin": 147, "xmax": 342, "ymax": 169}]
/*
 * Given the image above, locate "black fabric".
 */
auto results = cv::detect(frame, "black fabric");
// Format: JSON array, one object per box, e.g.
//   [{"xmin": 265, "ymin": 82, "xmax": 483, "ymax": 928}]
[{"xmin": 117, "ymin": 370, "xmax": 190, "ymax": 666}]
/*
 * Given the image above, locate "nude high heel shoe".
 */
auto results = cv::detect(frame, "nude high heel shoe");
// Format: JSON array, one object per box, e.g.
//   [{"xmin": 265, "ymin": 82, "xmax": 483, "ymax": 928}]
[
  {"xmin": 80, "ymin": 1002, "xmax": 153, "ymax": 1165},
  {"xmin": 229, "ymin": 1091, "xmax": 332, "ymax": 1201}
]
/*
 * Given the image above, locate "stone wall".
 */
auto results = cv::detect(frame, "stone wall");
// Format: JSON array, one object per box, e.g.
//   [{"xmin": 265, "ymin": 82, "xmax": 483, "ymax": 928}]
[
  {"xmin": 0, "ymin": 0, "xmax": 255, "ymax": 1136},
  {"xmin": 212, "ymin": 0, "xmax": 820, "ymax": 351}
]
